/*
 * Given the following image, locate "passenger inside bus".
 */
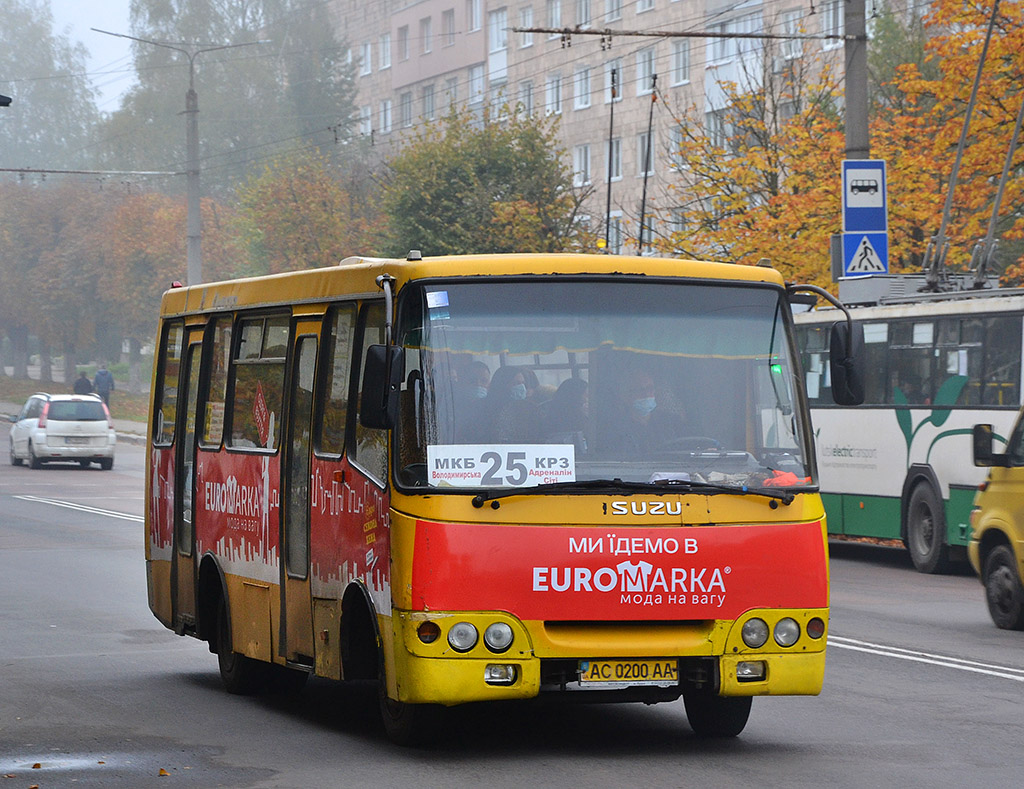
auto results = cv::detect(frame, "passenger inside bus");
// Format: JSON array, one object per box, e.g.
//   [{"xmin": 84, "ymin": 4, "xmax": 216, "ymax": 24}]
[
  {"xmin": 603, "ymin": 370, "xmax": 688, "ymax": 456},
  {"xmin": 540, "ymin": 377, "xmax": 589, "ymax": 453},
  {"xmin": 477, "ymin": 365, "xmax": 541, "ymax": 443}
]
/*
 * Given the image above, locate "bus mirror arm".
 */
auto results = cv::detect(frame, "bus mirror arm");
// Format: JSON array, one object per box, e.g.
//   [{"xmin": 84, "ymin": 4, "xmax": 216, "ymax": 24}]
[
  {"xmin": 786, "ymin": 284, "xmax": 865, "ymax": 407},
  {"xmin": 973, "ymin": 423, "xmax": 1010, "ymax": 467}
]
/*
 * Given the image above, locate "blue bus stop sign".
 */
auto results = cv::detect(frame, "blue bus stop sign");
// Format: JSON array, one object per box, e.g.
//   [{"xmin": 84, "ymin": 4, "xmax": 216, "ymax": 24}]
[{"xmin": 842, "ymin": 160, "xmax": 888, "ymax": 276}]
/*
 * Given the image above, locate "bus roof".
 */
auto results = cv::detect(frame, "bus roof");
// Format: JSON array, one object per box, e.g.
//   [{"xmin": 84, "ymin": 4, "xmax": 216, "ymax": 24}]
[{"xmin": 158, "ymin": 253, "xmax": 786, "ymax": 318}]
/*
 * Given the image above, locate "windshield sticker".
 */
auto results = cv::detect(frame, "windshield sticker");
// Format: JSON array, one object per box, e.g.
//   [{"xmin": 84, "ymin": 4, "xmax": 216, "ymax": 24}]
[
  {"xmin": 426, "ymin": 290, "xmax": 450, "ymax": 321},
  {"xmin": 426, "ymin": 444, "xmax": 576, "ymax": 487}
]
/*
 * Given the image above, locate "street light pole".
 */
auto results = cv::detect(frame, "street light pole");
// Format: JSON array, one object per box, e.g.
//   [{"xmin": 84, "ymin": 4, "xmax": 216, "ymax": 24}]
[{"xmin": 93, "ymin": 29, "xmax": 265, "ymax": 286}]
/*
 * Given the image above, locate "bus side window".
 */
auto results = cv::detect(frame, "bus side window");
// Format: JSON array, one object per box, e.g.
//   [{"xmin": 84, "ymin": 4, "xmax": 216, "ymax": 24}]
[
  {"xmin": 201, "ymin": 316, "xmax": 232, "ymax": 448},
  {"xmin": 354, "ymin": 303, "xmax": 388, "ymax": 483},
  {"xmin": 229, "ymin": 315, "xmax": 288, "ymax": 450},
  {"xmin": 316, "ymin": 304, "xmax": 357, "ymax": 456},
  {"xmin": 154, "ymin": 320, "xmax": 185, "ymax": 445}
]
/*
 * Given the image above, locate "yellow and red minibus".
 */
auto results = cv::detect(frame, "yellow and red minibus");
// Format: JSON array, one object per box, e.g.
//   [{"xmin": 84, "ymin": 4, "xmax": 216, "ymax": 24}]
[{"xmin": 145, "ymin": 252, "xmax": 862, "ymax": 743}]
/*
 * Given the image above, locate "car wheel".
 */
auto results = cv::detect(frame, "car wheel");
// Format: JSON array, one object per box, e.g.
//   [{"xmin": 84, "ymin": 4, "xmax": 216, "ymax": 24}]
[
  {"xmin": 28, "ymin": 442, "xmax": 43, "ymax": 469},
  {"xmin": 683, "ymin": 689, "xmax": 752, "ymax": 738},
  {"xmin": 906, "ymin": 483, "xmax": 950, "ymax": 574},
  {"xmin": 99, "ymin": 457, "xmax": 114, "ymax": 471},
  {"xmin": 984, "ymin": 545, "xmax": 1024, "ymax": 630},
  {"xmin": 10, "ymin": 438, "xmax": 23, "ymax": 466}
]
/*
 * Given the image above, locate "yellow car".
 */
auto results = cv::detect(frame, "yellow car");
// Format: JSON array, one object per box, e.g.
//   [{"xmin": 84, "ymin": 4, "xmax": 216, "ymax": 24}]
[{"xmin": 970, "ymin": 423, "xmax": 1024, "ymax": 629}]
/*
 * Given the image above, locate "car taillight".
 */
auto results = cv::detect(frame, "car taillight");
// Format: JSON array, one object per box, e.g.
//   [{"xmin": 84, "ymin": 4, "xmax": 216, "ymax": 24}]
[
  {"xmin": 38, "ymin": 402, "xmax": 49, "ymax": 428},
  {"xmin": 102, "ymin": 402, "xmax": 113, "ymax": 428}
]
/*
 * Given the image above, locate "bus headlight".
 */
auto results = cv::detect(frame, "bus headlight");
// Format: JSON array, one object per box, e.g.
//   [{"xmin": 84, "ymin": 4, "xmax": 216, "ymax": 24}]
[
  {"xmin": 741, "ymin": 618, "xmax": 769, "ymax": 648},
  {"xmin": 774, "ymin": 617, "xmax": 801, "ymax": 647},
  {"xmin": 448, "ymin": 622, "xmax": 478, "ymax": 652},
  {"xmin": 483, "ymin": 622, "xmax": 514, "ymax": 652}
]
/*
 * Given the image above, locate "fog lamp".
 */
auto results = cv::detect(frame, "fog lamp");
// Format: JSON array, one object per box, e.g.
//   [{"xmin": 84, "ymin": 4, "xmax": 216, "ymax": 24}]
[
  {"xmin": 417, "ymin": 620, "xmax": 441, "ymax": 644},
  {"xmin": 447, "ymin": 621, "xmax": 478, "ymax": 652},
  {"xmin": 806, "ymin": 617, "xmax": 826, "ymax": 640},
  {"xmin": 484, "ymin": 664, "xmax": 518, "ymax": 685},
  {"xmin": 484, "ymin": 622, "xmax": 514, "ymax": 652},
  {"xmin": 774, "ymin": 617, "xmax": 801, "ymax": 647},
  {"xmin": 741, "ymin": 617, "xmax": 769, "ymax": 648},
  {"xmin": 736, "ymin": 660, "xmax": 766, "ymax": 682}
]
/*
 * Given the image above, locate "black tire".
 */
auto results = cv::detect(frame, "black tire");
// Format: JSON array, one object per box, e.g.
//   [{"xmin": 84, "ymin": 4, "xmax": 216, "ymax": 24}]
[
  {"xmin": 216, "ymin": 599, "xmax": 268, "ymax": 695},
  {"xmin": 10, "ymin": 439, "xmax": 22, "ymax": 466},
  {"xmin": 683, "ymin": 690, "xmax": 752, "ymax": 738},
  {"xmin": 377, "ymin": 678, "xmax": 440, "ymax": 746},
  {"xmin": 983, "ymin": 545, "xmax": 1024, "ymax": 630},
  {"xmin": 28, "ymin": 442, "xmax": 42, "ymax": 469},
  {"xmin": 79, "ymin": 460, "xmax": 91, "ymax": 468},
  {"xmin": 99, "ymin": 457, "xmax": 113, "ymax": 471},
  {"xmin": 906, "ymin": 483, "xmax": 950, "ymax": 574}
]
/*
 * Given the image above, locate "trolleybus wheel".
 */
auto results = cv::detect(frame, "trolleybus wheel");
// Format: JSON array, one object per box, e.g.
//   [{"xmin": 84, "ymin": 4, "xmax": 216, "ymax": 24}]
[
  {"xmin": 906, "ymin": 483, "xmax": 949, "ymax": 574},
  {"xmin": 216, "ymin": 599, "xmax": 268, "ymax": 695},
  {"xmin": 682, "ymin": 690, "xmax": 752, "ymax": 738},
  {"xmin": 984, "ymin": 545, "xmax": 1024, "ymax": 630}
]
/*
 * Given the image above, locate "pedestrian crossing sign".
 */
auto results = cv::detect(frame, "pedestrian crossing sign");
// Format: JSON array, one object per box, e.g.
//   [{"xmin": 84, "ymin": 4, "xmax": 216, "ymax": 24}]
[{"xmin": 843, "ymin": 232, "xmax": 888, "ymax": 277}]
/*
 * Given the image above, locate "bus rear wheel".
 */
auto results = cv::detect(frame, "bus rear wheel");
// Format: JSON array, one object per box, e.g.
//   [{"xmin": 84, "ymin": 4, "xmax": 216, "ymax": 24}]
[
  {"xmin": 215, "ymin": 599, "xmax": 268, "ymax": 695},
  {"xmin": 682, "ymin": 690, "xmax": 752, "ymax": 738},
  {"xmin": 906, "ymin": 483, "xmax": 950, "ymax": 574},
  {"xmin": 984, "ymin": 545, "xmax": 1024, "ymax": 630}
]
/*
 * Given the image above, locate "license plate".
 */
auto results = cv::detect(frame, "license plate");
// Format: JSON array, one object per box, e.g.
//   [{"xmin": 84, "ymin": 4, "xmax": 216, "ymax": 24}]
[
  {"xmin": 578, "ymin": 659, "xmax": 679, "ymax": 688},
  {"xmin": 64, "ymin": 436, "xmax": 90, "ymax": 445}
]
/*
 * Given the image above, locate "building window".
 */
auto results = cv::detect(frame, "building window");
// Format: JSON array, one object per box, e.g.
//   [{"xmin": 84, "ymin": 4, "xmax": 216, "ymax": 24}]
[
  {"xmin": 360, "ymin": 42, "xmax": 372, "ymax": 75},
  {"xmin": 710, "ymin": 22, "xmax": 732, "ymax": 64},
  {"xmin": 519, "ymin": 80, "xmax": 534, "ymax": 116},
  {"xmin": 469, "ymin": 64, "xmax": 485, "ymax": 104},
  {"xmin": 574, "ymin": 66, "xmax": 591, "ymax": 109},
  {"xmin": 379, "ymin": 33, "xmax": 391, "ymax": 69},
  {"xmin": 822, "ymin": 1, "xmax": 843, "ymax": 48},
  {"xmin": 446, "ymin": 76, "xmax": 459, "ymax": 108},
  {"xmin": 546, "ymin": 0, "xmax": 561, "ymax": 37},
  {"xmin": 573, "ymin": 144, "xmax": 591, "ymax": 186},
  {"xmin": 398, "ymin": 26, "xmax": 409, "ymax": 61},
  {"xmin": 576, "ymin": 0, "xmax": 591, "ymax": 27},
  {"xmin": 607, "ymin": 137, "xmax": 622, "ymax": 181},
  {"xmin": 636, "ymin": 47, "xmax": 655, "ymax": 95},
  {"xmin": 380, "ymin": 99, "xmax": 392, "ymax": 132},
  {"xmin": 637, "ymin": 0, "xmax": 654, "ymax": 12},
  {"xmin": 422, "ymin": 84, "xmax": 436, "ymax": 119},
  {"xmin": 607, "ymin": 212, "xmax": 624, "ymax": 254},
  {"xmin": 604, "ymin": 59, "xmax": 622, "ymax": 104},
  {"xmin": 706, "ymin": 109, "xmax": 730, "ymax": 149},
  {"xmin": 782, "ymin": 9, "xmax": 803, "ymax": 59},
  {"xmin": 519, "ymin": 6, "xmax": 534, "ymax": 47},
  {"xmin": 669, "ymin": 125, "xmax": 685, "ymax": 169},
  {"xmin": 359, "ymin": 104, "xmax": 372, "ymax": 135},
  {"xmin": 489, "ymin": 7, "xmax": 508, "ymax": 53},
  {"xmin": 467, "ymin": 0, "xmax": 482, "ymax": 31},
  {"xmin": 637, "ymin": 131, "xmax": 653, "ymax": 176},
  {"xmin": 443, "ymin": 9, "xmax": 456, "ymax": 46},
  {"xmin": 671, "ymin": 39, "xmax": 690, "ymax": 85},
  {"xmin": 421, "ymin": 18, "xmax": 433, "ymax": 53},
  {"xmin": 669, "ymin": 207, "xmax": 686, "ymax": 235},
  {"xmin": 545, "ymin": 74, "xmax": 562, "ymax": 115},
  {"xmin": 399, "ymin": 91, "xmax": 413, "ymax": 127},
  {"xmin": 605, "ymin": 0, "xmax": 621, "ymax": 21}
]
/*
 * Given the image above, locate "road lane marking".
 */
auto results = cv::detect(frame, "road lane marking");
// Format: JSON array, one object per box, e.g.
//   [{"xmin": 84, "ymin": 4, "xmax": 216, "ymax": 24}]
[
  {"xmin": 12, "ymin": 495, "xmax": 143, "ymax": 523},
  {"xmin": 831, "ymin": 635, "xmax": 1024, "ymax": 682}
]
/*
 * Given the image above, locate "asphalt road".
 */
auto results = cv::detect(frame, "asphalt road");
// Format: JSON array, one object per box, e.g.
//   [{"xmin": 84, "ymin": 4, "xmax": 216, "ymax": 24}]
[{"xmin": 2, "ymin": 424, "xmax": 1024, "ymax": 788}]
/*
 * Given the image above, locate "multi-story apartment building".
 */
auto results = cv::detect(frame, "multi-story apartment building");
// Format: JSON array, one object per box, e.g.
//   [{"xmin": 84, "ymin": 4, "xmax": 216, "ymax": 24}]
[{"xmin": 332, "ymin": 0, "xmax": 856, "ymax": 254}]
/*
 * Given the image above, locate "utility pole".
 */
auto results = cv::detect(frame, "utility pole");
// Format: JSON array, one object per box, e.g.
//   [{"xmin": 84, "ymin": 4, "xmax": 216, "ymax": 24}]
[
  {"xmin": 94, "ymin": 30, "xmax": 265, "ymax": 286},
  {"xmin": 844, "ymin": 0, "xmax": 869, "ymax": 160}
]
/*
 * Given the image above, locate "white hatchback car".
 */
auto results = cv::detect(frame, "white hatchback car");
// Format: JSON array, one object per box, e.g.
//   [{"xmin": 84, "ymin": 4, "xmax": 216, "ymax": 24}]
[{"xmin": 8, "ymin": 393, "xmax": 116, "ymax": 469}]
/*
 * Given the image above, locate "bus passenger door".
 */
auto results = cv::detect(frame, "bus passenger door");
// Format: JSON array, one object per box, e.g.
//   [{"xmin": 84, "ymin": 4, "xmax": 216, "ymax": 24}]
[
  {"xmin": 280, "ymin": 330, "xmax": 317, "ymax": 663},
  {"xmin": 172, "ymin": 332, "xmax": 204, "ymax": 634}
]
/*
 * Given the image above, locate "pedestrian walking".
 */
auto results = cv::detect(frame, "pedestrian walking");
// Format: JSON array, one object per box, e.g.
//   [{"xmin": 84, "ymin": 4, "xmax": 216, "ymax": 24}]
[
  {"xmin": 93, "ymin": 363, "xmax": 115, "ymax": 406},
  {"xmin": 73, "ymin": 371, "xmax": 93, "ymax": 395}
]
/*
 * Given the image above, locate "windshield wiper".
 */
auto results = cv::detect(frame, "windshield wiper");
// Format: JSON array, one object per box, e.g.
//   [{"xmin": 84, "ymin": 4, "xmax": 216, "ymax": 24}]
[{"xmin": 471, "ymin": 477, "xmax": 803, "ymax": 508}]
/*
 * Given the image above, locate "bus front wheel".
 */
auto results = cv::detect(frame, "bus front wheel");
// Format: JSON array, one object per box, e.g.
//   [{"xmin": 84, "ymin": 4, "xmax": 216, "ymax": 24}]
[
  {"xmin": 216, "ymin": 599, "xmax": 268, "ymax": 695},
  {"xmin": 377, "ymin": 681, "xmax": 441, "ymax": 746},
  {"xmin": 682, "ymin": 690, "xmax": 752, "ymax": 738},
  {"xmin": 984, "ymin": 545, "xmax": 1024, "ymax": 630},
  {"xmin": 906, "ymin": 483, "xmax": 949, "ymax": 574}
]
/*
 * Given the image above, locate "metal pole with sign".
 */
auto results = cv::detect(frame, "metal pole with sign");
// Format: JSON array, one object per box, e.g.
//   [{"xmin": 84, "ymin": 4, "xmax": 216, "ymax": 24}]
[{"xmin": 841, "ymin": 160, "xmax": 888, "ymax": 277}]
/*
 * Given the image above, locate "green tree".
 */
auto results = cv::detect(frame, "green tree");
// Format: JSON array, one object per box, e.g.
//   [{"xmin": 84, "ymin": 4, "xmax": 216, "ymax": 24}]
[
  {"xmin": 0, "ymin": 0, "xmax": 100, "ymax": 170},
  {"xmin": 380, "ymin": 107, "xmax": 590, "ymax": 256}
]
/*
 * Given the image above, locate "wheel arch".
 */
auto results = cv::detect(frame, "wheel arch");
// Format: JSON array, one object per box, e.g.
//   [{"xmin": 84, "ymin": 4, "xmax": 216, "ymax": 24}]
[
  {"xmin": 339, "ymin": 581, "xmax": 382, "ymax": 682},
  {"xmin": 976, "ymin": 524, "xmax": 1014, "ymax": 582},
  {"xmin": 196, "ymin": 551, "xmax": 228, "ymax": 647}
]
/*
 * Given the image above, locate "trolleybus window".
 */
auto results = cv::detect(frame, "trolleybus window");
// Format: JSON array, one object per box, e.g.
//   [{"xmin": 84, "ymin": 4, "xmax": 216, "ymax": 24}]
[
  {"xmin": 229, "ymin": 314, "xmax": 289, "ymax": 450},
  {"xmin": 317, "ymin": 304, "xmax": 357, "ymax": 456},
  {"xmin": 154, "ymin": 320, "xmax": 184, "ymax": 446},
  {"xmin": 201, "ymin": 316, "xmax": 232, "ymax": 447}
]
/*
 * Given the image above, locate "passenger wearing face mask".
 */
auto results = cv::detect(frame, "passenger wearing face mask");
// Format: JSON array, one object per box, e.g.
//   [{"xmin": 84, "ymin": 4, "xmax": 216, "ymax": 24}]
[
  {"xmin": 480, "ymin": 365, "xmax": 541, "ymax": 443},
  {"xmin": 453, "ymin": 360, "xmax": 491, "ymax": 442},
  {"xmin": 606, "ymin": 371, "xmax": 684, "ymax": 457}
]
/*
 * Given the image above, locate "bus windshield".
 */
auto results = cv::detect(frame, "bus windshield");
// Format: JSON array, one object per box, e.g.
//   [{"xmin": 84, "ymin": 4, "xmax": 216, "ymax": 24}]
[{"xmin": 395, "ymin": 279, "xmax": 812, "ymax": 492}]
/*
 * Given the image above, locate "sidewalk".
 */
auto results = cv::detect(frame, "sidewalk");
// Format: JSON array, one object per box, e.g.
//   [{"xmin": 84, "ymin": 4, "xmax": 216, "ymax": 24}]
[{"xmin": 1, "ymin": 400, "xmax": 148, "ymax": 446}]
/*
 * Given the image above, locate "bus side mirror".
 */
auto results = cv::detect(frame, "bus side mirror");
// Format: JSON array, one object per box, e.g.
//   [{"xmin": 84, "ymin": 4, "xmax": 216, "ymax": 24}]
[
  {"xmin": 829, "ymin": 320, "xmax": 865, "ymax": 406},
  {"xmin": 360, "ymin": 344, "xmax": 404, "ymax": 429},
  {"xmin": 973, "ymin": 423, "xmax": 1009, "ymax": 467}
]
